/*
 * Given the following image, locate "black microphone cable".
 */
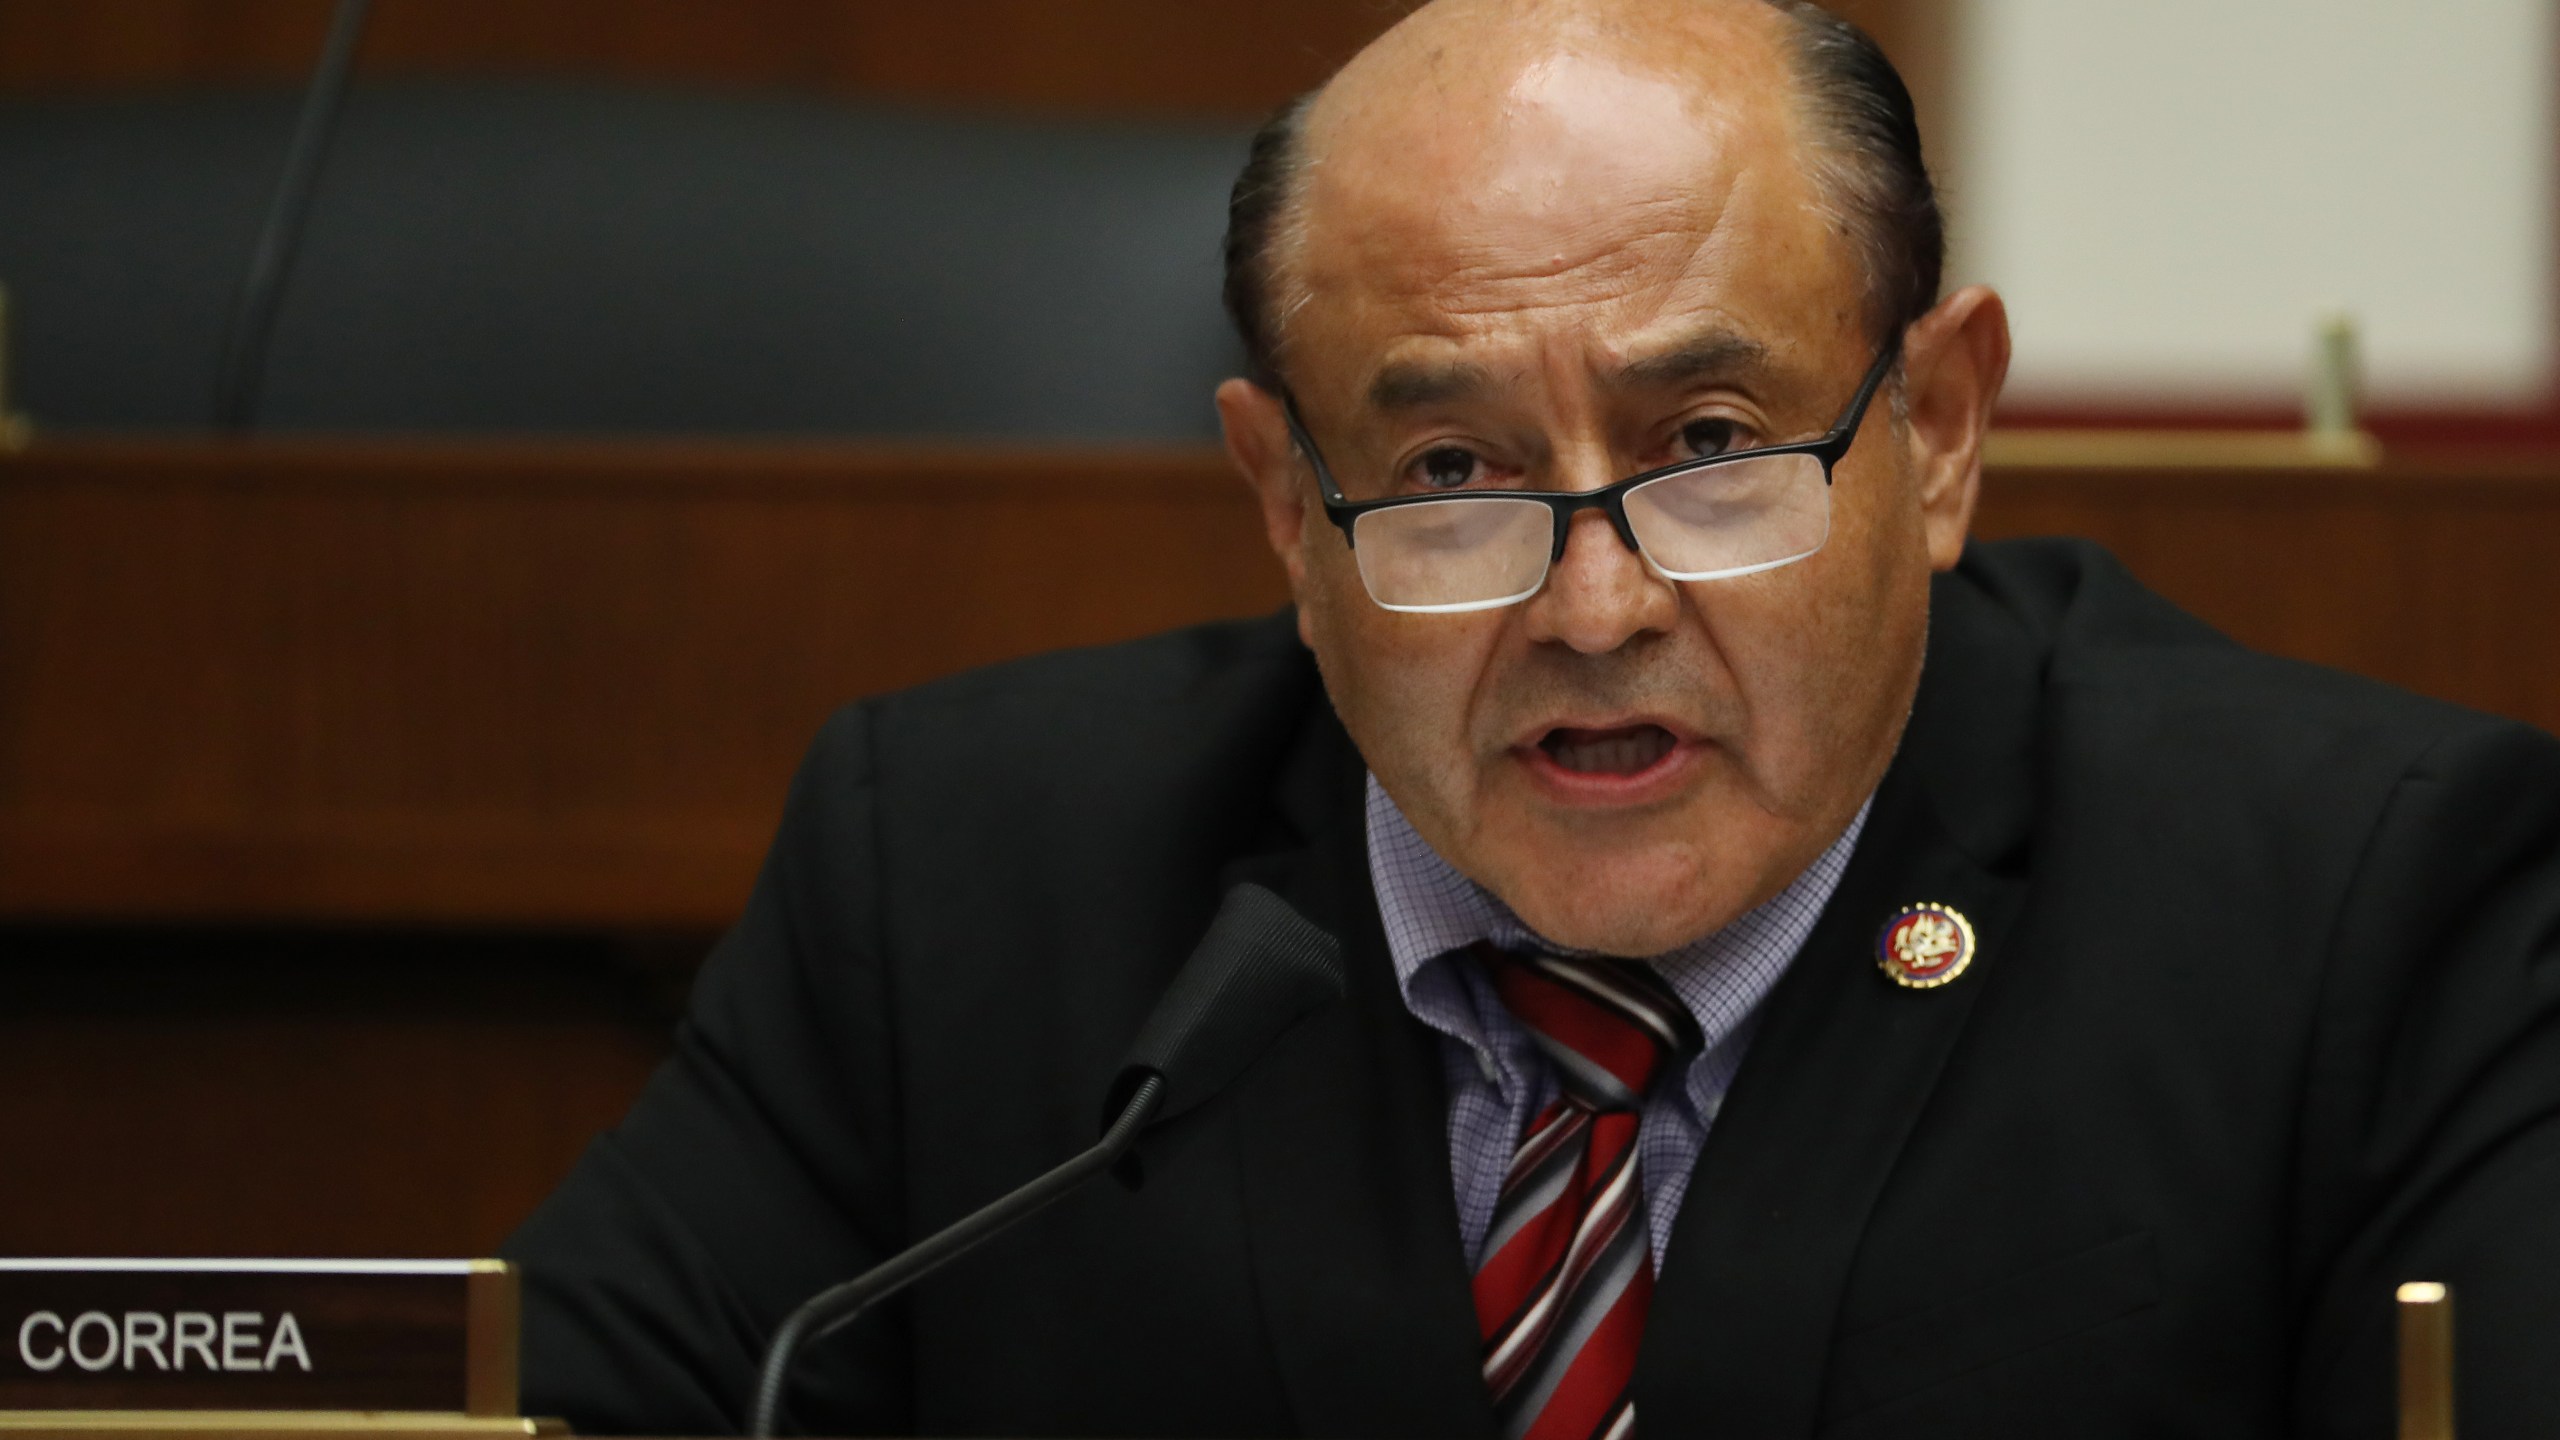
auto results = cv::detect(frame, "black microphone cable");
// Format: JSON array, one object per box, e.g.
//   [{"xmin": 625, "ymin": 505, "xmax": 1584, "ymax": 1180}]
[
  {"xmin": 744, "ymin": 1073, "xmax": 1167, "ymax": 1437},
  {"xmin": 213, "ymin": 0, "xmax": 373, "ymax": 432},
  {"xmin": 743, "ymin": 881, "xmax": 1347, "ymax": 1436}
]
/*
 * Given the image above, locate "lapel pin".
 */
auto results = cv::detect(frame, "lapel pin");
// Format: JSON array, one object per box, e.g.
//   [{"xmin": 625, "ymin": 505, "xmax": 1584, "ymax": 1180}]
[{"xmin": 1878, "ymin": 902, "xmax": 1976, "ymax": 989}]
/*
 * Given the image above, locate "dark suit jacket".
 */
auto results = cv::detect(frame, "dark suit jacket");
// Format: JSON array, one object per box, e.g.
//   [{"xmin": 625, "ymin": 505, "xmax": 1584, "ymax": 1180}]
[{"xmin": 504, "ymin": 538, "xmax": 2560, "ymax": 1437}]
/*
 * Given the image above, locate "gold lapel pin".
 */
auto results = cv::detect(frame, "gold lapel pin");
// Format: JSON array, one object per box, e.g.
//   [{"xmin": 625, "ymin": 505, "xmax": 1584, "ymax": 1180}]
[{"xmin": 1877, "ymin": 902, "xmax": 1976, "ymax": 989}]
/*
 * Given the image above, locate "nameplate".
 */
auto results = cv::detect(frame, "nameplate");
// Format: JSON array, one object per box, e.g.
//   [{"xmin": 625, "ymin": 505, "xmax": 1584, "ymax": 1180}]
[{"xmin": 0, "ymin": 1260, "xmax": 518, "ymax": 1416}]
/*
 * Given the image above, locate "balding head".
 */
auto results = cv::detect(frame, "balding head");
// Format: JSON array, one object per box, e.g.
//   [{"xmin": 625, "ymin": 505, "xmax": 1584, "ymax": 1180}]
[
  {"xmin": 1224, "ymin": 0, "xmax": 1940, "ymax": 389},
  {"xmin": 1211, "ymin": 0, "xmax": 2004, "ymax": 956}
]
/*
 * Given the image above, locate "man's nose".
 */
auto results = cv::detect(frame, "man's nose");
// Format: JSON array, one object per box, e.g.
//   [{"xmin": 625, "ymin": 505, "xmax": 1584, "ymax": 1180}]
[{"xmin": 1521, "ymin": 507, "xmax": 1677, "ymax": 653}]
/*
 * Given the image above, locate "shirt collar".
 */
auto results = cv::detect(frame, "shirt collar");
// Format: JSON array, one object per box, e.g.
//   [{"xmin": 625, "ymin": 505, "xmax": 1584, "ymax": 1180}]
[{"xmin": 1365, "ymin": 772, "xmax": 1871, "ymax": 1068}]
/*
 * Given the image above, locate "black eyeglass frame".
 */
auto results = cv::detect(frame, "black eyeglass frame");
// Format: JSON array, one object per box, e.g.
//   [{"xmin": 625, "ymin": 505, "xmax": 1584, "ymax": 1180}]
[{"xmin": 1279, "ymin": 332, "xmax": 1905, "ymax": 567}]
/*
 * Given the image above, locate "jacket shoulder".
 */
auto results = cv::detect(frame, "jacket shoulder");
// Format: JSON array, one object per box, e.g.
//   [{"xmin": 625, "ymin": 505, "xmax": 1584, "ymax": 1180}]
[
  {"xmin": 792, "ymin": 608, "xmax": 1313, "ymax": 775},
  {"xmin": 1959, "ymin": 536, "xmax": 2534, "ymax": 760},
  {"xmin": 786, "ymin": 610, "xmax": 1327, "ymax": 901},
  {"xmin": 899, "ymin": 607, "xmax": 1311, "ymax": 713}
]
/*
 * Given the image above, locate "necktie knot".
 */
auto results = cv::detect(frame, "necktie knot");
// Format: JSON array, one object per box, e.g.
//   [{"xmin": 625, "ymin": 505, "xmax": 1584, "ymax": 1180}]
[{"xmin": 1476, "ymin": 942, "xmax": 1702, "ymax": 1113}]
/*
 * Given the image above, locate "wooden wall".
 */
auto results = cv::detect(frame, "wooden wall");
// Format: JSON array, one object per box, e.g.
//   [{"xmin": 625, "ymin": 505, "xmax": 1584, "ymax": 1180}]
[
  {"xmin": 0, "ymin": 924, "xmax": 685, "ymax": 1257},
  {"xmin": 0, "ymin": 441, "xmax": 1291, "ymax": 1261},
  {"xmin": 0, "ymin": 0, "xmax": 2427, "ymax": 1270},
  {"xmin": 0, "ymin": 0, "xmax": 1952, "ymax": 136},
  {"xmin": 0, "ymin": 444, "xmax": 1284, "ymax": 930},
  {"xmin": 13, "ymin": 440, "xmax": 2560, "ymax": 937},
  {"xmin": 6, "ymin": 440, "xmax": 2560, "ymax": 1262},
  {"xmin": 0, "ymin": 0, "xmax": 1392, "ymax": 117},
  {"xmin": 1975, "ymin": 456, "xmax": 2560, "ymax": 730},
  {"xmin": 15, "ymin": 440, "xmax": 2560, "ymax": 932},
  {"xmin": 0, "ymin": 0, "xmax": 1955, "ymax": 1271},
  {"xmin": 5, "ymin": 438, "xmax": 2560, "ymax": 1255}
]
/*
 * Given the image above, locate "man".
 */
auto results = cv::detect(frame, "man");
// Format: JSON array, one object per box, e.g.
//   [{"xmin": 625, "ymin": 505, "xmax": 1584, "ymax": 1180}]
[{"xmin": 506, "ymin": 0, "xmax": 2560, "ymax": 1435}]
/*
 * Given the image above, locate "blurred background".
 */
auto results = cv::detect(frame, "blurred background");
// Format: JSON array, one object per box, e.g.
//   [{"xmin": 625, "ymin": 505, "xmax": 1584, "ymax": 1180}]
[
  {"xmin": 0, "ymin": 0, "xmax": 2553, "ymax": 1261},
  {"xmin": 4, "ymin": 0, "xmax": 2552, "ymax": 441}
]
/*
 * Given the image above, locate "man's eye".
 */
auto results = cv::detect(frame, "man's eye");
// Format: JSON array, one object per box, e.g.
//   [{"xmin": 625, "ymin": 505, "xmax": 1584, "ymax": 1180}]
[
  {"xmin": 1678, "ymin": 418, "xmax": 1745, "ymax": 459},
  {"xmin": 1414, "ymin": 447, "xmax": 1482, "ymax": 490}
]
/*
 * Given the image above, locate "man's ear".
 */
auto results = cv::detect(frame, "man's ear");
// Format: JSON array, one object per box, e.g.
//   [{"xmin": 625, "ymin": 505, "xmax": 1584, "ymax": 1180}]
[
  {"xmin": 1217, "ymin": 376, "xmax": 1314, "ymax": 600},
  {"xmin": 1899, "ymin": 284, "xmax": 2012, "ymax": 571}
]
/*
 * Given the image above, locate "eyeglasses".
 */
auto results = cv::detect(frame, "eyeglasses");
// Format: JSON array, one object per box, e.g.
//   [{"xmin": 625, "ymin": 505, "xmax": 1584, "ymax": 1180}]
[{"xmin": 1280, "ymin": 336, "xmax": 1903, "ymax": 613}]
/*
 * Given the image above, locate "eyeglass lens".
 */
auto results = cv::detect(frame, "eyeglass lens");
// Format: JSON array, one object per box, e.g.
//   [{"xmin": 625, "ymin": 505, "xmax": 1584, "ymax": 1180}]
[
  {"xmin": 1351, "ymin": 496, "xmax": 1553, "ymax": 613},
  {"xmin": 1349, "ymin": 451, "xmax": 1832, "ymax": 612}
]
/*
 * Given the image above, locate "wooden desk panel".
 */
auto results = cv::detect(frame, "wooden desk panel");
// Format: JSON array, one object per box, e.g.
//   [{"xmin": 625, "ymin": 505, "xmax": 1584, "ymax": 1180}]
[
  {"xmin": 0, "ymin": 925, "xmax": 683, "ymax": 1258},
  {"xmin": 0, "ymin": 441, "xmax": 1285, "ymax": 928},
  {"xmin": 0, "ymin": 0, "xmax": 1946, "ymax": 137},
  {"xmin": 1974, "ymin": 455, "xmax": 2560, "ymax": 735},
  {"xmin": 4, "ymin": 435, "xmax": 2560, "ymax": 1263},
  {"xmin": 5, "ymin": 439, "xmax": 2559, "ymax": 931}
]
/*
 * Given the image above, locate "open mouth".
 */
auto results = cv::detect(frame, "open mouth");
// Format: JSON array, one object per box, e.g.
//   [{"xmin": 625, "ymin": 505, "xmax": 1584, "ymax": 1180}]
[{"xmin": 1537, "ymin": 723, "xmax": 1680, "ymax": 776}]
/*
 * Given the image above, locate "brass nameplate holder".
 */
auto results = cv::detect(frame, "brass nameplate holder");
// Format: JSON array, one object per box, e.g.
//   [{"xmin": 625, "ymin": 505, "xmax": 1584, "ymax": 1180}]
[
  {"xmin": 2398, "ymin": 1281, "xmax": 2454, "ymax": 1440},
  {"xmin": 0, "ymin": 1261, "xmax": 560, "ymax": 1439}
]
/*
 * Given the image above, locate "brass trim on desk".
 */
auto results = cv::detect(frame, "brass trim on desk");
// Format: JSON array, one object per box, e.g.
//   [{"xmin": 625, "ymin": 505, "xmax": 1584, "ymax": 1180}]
[
  {"xmin": 461, "ymin": 1262, "xmax": 520, "ymax": 1420},
  {"xmin": 2397, "ymin": 1281, "xmax": 2455, "ymax": 1440},
  {"xmin": 0, "ymin": 1414, "xmax": 564, "ymax": 1438}
]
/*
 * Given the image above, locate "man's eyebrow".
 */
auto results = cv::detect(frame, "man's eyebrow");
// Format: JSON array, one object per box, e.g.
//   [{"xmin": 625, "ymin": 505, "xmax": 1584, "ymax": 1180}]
[
  {"xmin": 1365, "ymin": 358, "xmax": 1498, "ymax": 413},
  {"xmin": 1612, "ymin": 332, "xmax": 1778, "ymax": 390}
]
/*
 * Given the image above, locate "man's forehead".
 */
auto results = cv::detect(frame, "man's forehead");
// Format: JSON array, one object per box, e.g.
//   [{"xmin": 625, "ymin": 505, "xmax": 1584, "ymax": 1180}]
[
  {"xmin": 1358, "ymin": 322, "xmax": 1785, "ymax": 414},
  {"xmin": 1277, "ymin": 0, "xmax": 1859, "ymax": 402},
  {"xmin": 1299, "ymin": 26, "xmax": 1795, "ymax": 237},
  {"xmin": 1308, "ymin": 0, "xmax": 1797, "ymax": 121},
  {"xmin": 1298, "ymin": 0, "xmax": 1800, "ymax": 194},
  {"xmin": 1305, "ymin": 64, "xmax": 1757, "ymax": 283}
]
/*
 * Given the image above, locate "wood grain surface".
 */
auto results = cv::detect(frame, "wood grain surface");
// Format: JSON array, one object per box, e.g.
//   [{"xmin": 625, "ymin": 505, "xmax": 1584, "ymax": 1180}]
[
  {"xmin": 4, "ymin": 434, "xmax": 2557, "ymax": 1265},
  {"xmin": 0, "ymin": 0, "xmax": 1388, "ymax": 115},
  {"xmin": 8, "ymin": 436, "xmax": 2560, "ymax": 929},
  {"xmin": 0, "ymin": 0, "xmax": 1945, "ymax": 128},
  {"xmin": 0, "ymin": 441, "xmax": 1284, "ymax": 928},
  {"xmin": 0, "ymin": 0, "xmax": 2512, "ymax": 1283},
  {"xmin": 0, "ymin": 924, "xmax": 683, "ymax": 1258},
  {"xmin": 1973, "ymin": 454, "xmax": 2560, "ymax": 734}
]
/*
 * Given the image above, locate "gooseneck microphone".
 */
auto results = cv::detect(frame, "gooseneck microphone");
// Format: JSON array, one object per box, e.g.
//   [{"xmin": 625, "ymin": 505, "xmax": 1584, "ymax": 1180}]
[
  {"xmin": 214, "ymin": 0, "xmax": 373, "ymax": 431},
  {"xmin": 744, "ymin": 882, "xmax": 1347, "ymax": 1437}
]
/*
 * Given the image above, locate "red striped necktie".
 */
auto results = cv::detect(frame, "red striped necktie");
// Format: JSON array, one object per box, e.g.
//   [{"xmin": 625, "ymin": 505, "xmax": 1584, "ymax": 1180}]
[{"xmin": 1469, "ymin": 942, "xmax": 1703, "ymax": 1440}]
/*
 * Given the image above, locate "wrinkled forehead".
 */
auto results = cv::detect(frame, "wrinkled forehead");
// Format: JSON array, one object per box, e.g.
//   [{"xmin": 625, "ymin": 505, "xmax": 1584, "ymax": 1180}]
[{"xmin": 1282, "ymin": 13, "xmax": 1864, "ymax": 402}]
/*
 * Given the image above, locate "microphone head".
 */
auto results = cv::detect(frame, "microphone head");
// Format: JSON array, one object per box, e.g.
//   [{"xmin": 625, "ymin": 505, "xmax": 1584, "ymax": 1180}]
[{"xmin": 1104, "ymin": 882, "xmax": 1348, "ymax": 1136}]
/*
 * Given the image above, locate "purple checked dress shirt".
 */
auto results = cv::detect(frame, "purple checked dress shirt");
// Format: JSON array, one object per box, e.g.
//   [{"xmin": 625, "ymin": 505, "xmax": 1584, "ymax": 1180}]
[{"xmin": 1363, "ymin": 773, "xmax": 1870, "ymax": 1268}]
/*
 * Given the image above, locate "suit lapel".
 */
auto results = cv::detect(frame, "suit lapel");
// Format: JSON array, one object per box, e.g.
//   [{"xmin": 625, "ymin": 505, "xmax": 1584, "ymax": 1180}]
[
  {"xmin": 1202, "ymin": 562, "xmax": 2044, "ymax": 1438},
  {"xmin": 1215, "ymin": 704, "xmax": 1498, "ymax": 1440},
  {"xmin": 1635, "ymin": 568, "xmax": 2043, "ymax": 1437}
]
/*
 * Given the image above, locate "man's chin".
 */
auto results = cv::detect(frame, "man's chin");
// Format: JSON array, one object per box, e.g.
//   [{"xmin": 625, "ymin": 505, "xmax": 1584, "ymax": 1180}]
[{"xmin": 1491, "ymin": 864, "xmax": 1759, "ymax": 959}]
